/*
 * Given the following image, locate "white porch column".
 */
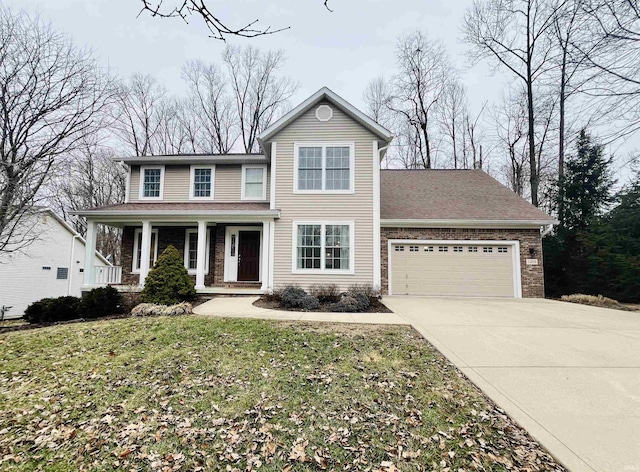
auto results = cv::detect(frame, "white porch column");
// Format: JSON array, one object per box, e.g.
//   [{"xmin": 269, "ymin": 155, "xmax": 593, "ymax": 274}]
[
  {"xmin": 261, "ymin": 221, "xmax": 271, "ymax": 291},
  {"xmin": 195, "ymin": 220, "xmax": 207, "ymax": 289},
  {"xmin": 139, "ymin": 220, "xmax": 152, "ymax": 286},
  {"xmin": 83, "ymin": 219, "xmax": 97, "ymax": 287}
]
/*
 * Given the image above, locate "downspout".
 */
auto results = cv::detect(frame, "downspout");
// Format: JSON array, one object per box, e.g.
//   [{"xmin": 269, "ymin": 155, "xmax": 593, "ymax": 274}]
[
  {"xmin": 68, "ymin": 234, "xmax": 81, "ymax": 295},
  {"xmin": 541, "ymin": 224, "xmax": 554, "ymax": 238}
]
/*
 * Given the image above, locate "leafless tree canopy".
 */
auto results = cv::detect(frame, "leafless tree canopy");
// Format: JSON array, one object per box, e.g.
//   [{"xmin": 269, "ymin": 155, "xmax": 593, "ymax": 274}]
[
  {"xmin": 137, "ymin": 0, "xmax": 335, "ymax": 40},
  {"xmin": 0, "ymin": 8, "xmax": 113, "ymax": 256}
]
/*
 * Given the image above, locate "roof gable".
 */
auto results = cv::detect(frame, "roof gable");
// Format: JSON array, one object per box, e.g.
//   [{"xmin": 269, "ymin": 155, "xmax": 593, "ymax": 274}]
[{"xmin": 258, "ymin": 87, "xmax": 393, "ymax": 146}]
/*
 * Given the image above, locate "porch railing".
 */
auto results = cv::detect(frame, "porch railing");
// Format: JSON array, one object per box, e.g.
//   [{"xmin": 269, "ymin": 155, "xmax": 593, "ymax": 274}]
[{"xmin": 96, "ymin": 266, "xmax": 122, "ymax": 285}]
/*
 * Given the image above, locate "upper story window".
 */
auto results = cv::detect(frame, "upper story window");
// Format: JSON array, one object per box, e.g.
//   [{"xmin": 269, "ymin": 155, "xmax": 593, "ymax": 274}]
[
  {"xmin": 190, "ymin": 165, "xmax": 215, "ymax": 200},
  {"xmin": 140, "ymin": 166, "xmax": 164, "ymax": 200},
  {"xmin": 294, "ymin": 143, "xmax": 355, "ymax": 193},
  {"xmin": 242, "ymin": 164, "xmax": 267, "ymax": 200}
]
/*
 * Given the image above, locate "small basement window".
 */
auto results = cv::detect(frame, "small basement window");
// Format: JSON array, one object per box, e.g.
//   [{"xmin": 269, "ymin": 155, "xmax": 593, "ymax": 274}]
[{"xmin": 57, "ymin": 267, "xmax": 69, "ymax": 280}]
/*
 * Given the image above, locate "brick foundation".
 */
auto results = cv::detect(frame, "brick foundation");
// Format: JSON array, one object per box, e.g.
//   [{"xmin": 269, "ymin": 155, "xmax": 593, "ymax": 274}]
[{"xmin": 381, "ymin": 227, "xmax": 544, "ymax": 298}]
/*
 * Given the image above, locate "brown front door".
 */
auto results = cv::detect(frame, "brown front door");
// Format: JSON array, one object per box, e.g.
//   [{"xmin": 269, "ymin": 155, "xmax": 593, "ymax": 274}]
[{"xmin": 237, "ymin": 231, "xmax": 260, "ymax": 281}]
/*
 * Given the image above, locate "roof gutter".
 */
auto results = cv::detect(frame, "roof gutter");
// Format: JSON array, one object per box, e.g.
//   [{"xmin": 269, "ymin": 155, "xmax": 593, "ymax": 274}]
[{"xmin": 381, "ymin": 218, "xmax": 559, "ymax": 229}]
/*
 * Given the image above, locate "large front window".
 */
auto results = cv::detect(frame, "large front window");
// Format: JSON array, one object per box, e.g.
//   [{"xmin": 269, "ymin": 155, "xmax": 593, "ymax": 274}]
[
  {"xmin": 295, "ymin": 223, "xmax": 352, "ymax": 272},
  {"xmin": 295, "ymin": 144, "xmax": 353, "ymax": 192},
  {"xmin": 141, "ymin": 167, "xmax": 163, "ymax": 199}
]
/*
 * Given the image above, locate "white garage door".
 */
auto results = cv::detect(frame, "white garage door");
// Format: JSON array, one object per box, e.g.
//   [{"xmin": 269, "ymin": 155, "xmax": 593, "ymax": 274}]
[{"xmin": 390, "ymin": 242, "xmax": 518, "ymax": 297}]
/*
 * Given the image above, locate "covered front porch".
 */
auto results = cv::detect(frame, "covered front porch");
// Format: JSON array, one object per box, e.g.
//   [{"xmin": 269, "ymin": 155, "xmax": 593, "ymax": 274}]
[{"xmin": 79, "ymin": 204, "xmax": 279, "ymax": 294}]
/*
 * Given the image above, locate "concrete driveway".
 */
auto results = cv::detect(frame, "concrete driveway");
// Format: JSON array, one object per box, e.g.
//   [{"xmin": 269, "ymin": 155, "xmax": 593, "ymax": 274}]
[{"xmin": 382, "ymin": 297, "xmax": 640, "ymax": 472}]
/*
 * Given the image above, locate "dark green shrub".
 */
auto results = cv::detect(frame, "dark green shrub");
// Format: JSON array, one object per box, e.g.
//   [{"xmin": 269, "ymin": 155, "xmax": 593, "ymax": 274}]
[
  {"xmin": 281, "ymin": 286, "xmax": 307, "ymax": 308},
  {"xmin": 82, "ymin": 286, "xmax": 124, "ymax": 319},
  {"xmin": 299, "ymin": 295, "xmax": 320, "ymax": 311},
  {"xmin": 24, "ymin": 296, "xmax": 82, "ymax": 324},
  {"xmin": 352, "ymin": 292, "xmax": 370, "ymax": 311},
  {"xmin": 309, "ymin": 284, "xmax": 340, "ymax": 303},
  {"xmin": 331, "ymin": 296, "xmax": 360, "ymax": 313},
  {"xmin": 141, "ymin": 245, "xmax": 196, "ymax": 305}
]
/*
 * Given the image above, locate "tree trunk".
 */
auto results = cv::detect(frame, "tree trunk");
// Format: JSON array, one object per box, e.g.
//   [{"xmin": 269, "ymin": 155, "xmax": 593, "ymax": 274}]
[{"xmin": 526, "ymin": 4, "xmax": 539, "ymax": 207}]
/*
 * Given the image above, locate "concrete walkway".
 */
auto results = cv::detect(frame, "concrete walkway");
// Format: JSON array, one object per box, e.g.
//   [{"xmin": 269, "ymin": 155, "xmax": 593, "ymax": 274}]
[
  {"xmin": 193, "ymin": 296, "xmax": 409, "ymax": 325},
  {"xmin": 383, "ymin": 296, "xmax": 640, "ymax": 472}
]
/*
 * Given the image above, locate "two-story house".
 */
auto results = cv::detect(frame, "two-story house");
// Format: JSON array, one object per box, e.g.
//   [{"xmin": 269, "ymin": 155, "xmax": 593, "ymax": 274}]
[{"xmin": 78, "ymin": 87, "xmax": 555, "ymax": 298}]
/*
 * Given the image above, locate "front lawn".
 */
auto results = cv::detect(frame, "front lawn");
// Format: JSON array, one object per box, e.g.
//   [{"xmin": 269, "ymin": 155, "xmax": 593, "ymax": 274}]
[{"xmin": 0, "ymin": 316, "xmax": 563, "ymax": 471}]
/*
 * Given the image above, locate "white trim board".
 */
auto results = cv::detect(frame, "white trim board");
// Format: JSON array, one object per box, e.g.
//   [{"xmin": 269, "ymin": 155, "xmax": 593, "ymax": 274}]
[
  {"xmin": 387, "ymin": 239, "xmax": 522, "ymax": 298},
  {"xmin": 381, "ymin": 219, "xmax": 557, "ymax": 228}
]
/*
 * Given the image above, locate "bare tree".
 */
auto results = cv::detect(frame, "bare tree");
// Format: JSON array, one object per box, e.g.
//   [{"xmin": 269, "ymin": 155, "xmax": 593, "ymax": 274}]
[
  {"xmin": 182, "ymin": 59, "xmax": 237, "ymax": 153},
  {"xmin": 438, "ymin": 80, "xmax": 469, "ymax": 169},
  {"xmin": 223, "ymin": 45, "xmax": 298, "ymax": 153},
  {"xmin": 386, "ymin": 32, "xmax": 453, "ymax": 169},
  {"xmin": 0, "ymin": 8, "xmax": 113, "ymax": 256},
  {"xmin": 113, "ymin": 73, "xmax": 170, "ymax": 156},
  {"xmin": 464, "ymin": 0, "xmax": 565, "ymax": 206},
  {"xmin": 50, "ymin": 140, "xmax": 126, "ymax": 263}
]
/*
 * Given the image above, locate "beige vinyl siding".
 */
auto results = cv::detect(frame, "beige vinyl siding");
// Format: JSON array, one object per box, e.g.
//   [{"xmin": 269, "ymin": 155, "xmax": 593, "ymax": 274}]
[
  {"xmin": 128, "ymin": 164, "xmax": 270, "ymax": 203},
  {"xmin": 271, "ymin": 101, "xmax": 377, "ymax": 290}
]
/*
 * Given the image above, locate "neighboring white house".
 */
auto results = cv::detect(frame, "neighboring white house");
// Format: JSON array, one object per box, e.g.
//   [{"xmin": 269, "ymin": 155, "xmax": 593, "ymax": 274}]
[{"xmin": 0, "ymin": 210, "xmax": 110, "ymax": 319}]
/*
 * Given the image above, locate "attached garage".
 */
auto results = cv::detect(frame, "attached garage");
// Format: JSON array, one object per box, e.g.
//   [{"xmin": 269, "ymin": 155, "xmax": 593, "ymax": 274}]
[{"xmin": 389, "ymin": 240, "xmax": 521, "ymax": 298}]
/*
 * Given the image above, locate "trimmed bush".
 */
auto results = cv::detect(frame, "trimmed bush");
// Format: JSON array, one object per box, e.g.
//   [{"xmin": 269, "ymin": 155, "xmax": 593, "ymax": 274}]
[
  {"xmin": 309, "ymin": 284, "xmax": 340, "ymax": 303},
  {"xmin": 331, "ymin": 296, "xmax": 360, "ymax": 313},
  {"xmin": 141, "ymin": 245, "xmax": 196, "ymax": 305},
  {"xmin": 24, "ymin": 296, "xmax": 82, "ymax": 324},
  {"xmin": 560, "ymin": 294, "xmax": 631, "ymax": 311},
  {"xmin": 299, "ymin": 295, "xmax": 320, "ymax": 311},
  {"xmin": 280, "ymin": 286, "xmax": 307, "ymax": 308},
  {"xmin": 82, "ymin": 286, "xmax": 124, "ymax": 319},
  {"xmin": 131, "ymin": 302, "xmax": 193, "ymax": 317},
  {"xmin": 352, "ymin": 292, "xmax": 371, "ymax": 311}
]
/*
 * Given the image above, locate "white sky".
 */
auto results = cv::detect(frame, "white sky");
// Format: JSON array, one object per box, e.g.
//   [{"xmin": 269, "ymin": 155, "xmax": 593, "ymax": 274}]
[
  {"xmin": 8, "ymin": 0, "xmax": 502, "ymax": 115},
  {"xmin": 5, "ymin": 0, "xmax": 637, "ymax": 179}
]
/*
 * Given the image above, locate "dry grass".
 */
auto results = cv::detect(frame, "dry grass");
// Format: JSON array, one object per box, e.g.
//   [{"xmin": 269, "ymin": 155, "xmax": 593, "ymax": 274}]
[
  {"xmin": 0, "ymin": 316, "xmax": 564, "ymax": 471},
  {"xmin": 560, "ymin": 294, "xmax": 633, "ymax": 311}
]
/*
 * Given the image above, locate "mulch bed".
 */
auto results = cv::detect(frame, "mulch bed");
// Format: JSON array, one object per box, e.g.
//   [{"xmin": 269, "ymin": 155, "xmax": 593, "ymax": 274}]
[{"xmin": 253, "ymin": 296, "xmax": 393, "ymax": 313}]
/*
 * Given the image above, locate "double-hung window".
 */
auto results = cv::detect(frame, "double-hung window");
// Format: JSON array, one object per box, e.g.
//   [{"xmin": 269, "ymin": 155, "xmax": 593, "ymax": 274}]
[
  {"xmin": 140, "ymin": 166, "xmax": 164, "ymax": 199},
  {"xmin": 295, "ymin": 144, "xmax": 354, "ymax": 193},
  {"xmin": 242, "ymin": 165, "xmax": 267, "ymax": 200},
  {"xmin": 190, "ymin": 165, "xmax": 215, "ymax": 200},
  {"xmin": 294, "ymin": 222, "xmax": 353, "ymax": 273},
  {"xmin": 132, "ymin": 228, "xmax": 158, "ymax": 273},
  {"xmin": 184, "ymin": 229, "xmax": 210, "ymax": 274}
]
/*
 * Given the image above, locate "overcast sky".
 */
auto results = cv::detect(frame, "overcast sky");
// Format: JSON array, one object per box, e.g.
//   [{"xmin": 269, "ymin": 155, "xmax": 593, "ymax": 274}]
[{"xmin": 8, "ymin": 0, "xmax": 502, "ymax": 115}]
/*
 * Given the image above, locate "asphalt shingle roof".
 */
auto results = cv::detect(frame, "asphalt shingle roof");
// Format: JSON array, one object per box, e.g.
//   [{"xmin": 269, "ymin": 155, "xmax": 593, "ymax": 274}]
[{"xmin": 380, "ymin": 169, "xmax": 554, "ymax": 222}]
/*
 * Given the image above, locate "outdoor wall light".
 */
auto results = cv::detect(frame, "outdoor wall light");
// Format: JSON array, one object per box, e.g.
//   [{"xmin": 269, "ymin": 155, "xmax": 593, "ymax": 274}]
[{"xmin": 529, "ymin": 247, "xmax": 537, "ymax": 257}]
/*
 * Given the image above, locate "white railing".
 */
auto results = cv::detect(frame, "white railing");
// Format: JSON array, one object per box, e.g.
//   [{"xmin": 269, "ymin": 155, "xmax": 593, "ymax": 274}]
[{"xmin": 96, "ymin": 266, "xmax": 122, "ymax": 285}]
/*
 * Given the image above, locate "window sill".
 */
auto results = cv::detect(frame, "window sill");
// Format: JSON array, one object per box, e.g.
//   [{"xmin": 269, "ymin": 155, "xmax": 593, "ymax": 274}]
[
  {"xmin": 188, "ymin": 197, "xmax": 215, "ymax": 201},
  {"xmin": 293, "ymin": 189, "xmax": 355, "ymax": 195},
  {"xmin": 291, "ymin": 269, "xmax": 354, "ymax": 275},
  {"xmin": 187, "ymin": 270, "xmax": 210, "ymax": 275}
]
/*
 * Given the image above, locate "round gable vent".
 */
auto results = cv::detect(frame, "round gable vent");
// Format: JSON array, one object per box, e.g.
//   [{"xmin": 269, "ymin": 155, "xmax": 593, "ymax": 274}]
[{"xmin": 315, "ymin": 104, "xmax": 333, "ymax": 122}]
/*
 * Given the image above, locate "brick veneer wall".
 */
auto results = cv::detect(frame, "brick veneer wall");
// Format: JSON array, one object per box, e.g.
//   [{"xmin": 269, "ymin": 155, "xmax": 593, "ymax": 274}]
[
  {"xmin": 380, "ymin": 227, "xmax": 544, "ymax": 298},
  {"xmin": 121, "ymin": 225, "xmax": 220, "ymax": 286}
]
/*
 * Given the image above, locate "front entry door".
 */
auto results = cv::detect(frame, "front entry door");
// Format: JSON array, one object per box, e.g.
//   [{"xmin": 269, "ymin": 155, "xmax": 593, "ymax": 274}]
[{"xmin": 237, "ymin": 231, "xmax": 260, "ymax": 281}]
